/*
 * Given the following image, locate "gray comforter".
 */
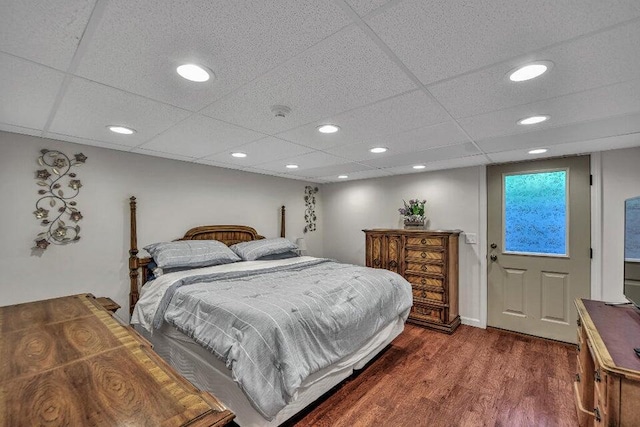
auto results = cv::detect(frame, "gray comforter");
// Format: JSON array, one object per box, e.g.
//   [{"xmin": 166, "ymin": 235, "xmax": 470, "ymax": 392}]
[{"xmin": 143, "ymin": 259, "xmax": 412, "ymax": 420}]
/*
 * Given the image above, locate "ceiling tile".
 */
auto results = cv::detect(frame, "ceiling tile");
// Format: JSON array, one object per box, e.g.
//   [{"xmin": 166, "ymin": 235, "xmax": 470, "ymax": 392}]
[
  {"xmin": 487, "ymin": 132, "xmax": 640, "ymax": 164},
  {"xmin": 48, "ymin": 77, "xmax": 191, "ymax": 147},
  {"xmin": 130, "ymin": 147, "xmax": 197, "ymax": 162},
  {"xmin": 140, "ymin": 115, "xmax": 264, "ymax": 158},
  {"xmin": 318, "ymin": 168, "xmax": 394, "ymax": 183},
  {"xmin": 286, "ymin": 162, "xmax": 375, "ymax": 178},
  {"xmin": 276, "ymin": 90, "xmax": 451, "ymax": 150},
  {"xmin": 201, "ymin": 26, "xmax": 416, "ymax": 134},
  {"xmin": 75, "ymin": 0, "xmax": 350, "ymax": 110},
  {"xmin": 345, "ymin": 0, "xmax": 393, "ymax": 17},
  {"xmin": 45, "ymin": 132, "xmax": 133, "ymax": 152},
  {"xmin": 382, "ymin": 154, "xmax": 489, "ymax": 175},
  {"xmin": 202, "ymin": 137, "xmax": 313, "ymax": 166},
  {"xmin": 0, "ymin": 0, "xmax": 96, "ymax": 70},
  {"xmin": 429, "ymin": 22, "xmax": 640, "ymax": 118},
  {"xmin": 477, "ymin": 112, "xmax": 640, "ymax": 153},
  {"xmin": 254, "ymin": 151, "xmax": 350, "ymax": 172},
  {"xmin": 459, "ymin": 78, "xmax": 640, "ymax": 141},
  {"xmin": 0, "ymin": 123, "xmax": 44, "ymax": 138},
  {"xmin": 366, "ymin": 0, "xmax": 640, "ymax": 84},
  {"xmin": 361, "ymin": 142, "xmax": 481, "ymax": 168},
  {"xmin": 325, "ymin": 121, "xmax": 471, "ymax": 161},
  {"xmin": 0, "ymin": 54, "xmax": 65, "ymax": 129}
]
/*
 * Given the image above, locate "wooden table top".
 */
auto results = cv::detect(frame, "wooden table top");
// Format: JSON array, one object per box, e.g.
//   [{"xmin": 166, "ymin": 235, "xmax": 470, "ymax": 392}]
[{"xmin": 0, "ymin": 294, "xmax": 234, "ymax": 427}]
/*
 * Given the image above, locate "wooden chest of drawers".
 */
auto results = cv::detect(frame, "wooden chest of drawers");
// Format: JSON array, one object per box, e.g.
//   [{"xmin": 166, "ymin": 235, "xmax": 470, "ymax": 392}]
[
  {"xmin": 574, "ymin": 299, "xmax": 640, "ymax": 426},
  {"xmin": 0, "ymin": 294, "xmax": 235, "ymax": 427},
  {"xmin": 363, "ymin": 229, "xmax": 460, "ymax": 333}
]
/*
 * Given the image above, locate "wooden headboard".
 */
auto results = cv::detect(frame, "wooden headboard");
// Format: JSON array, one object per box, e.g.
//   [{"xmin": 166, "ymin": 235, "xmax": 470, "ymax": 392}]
[{"xmin": 128, "ymin": 197, "xmax": 286, "ymax": 315}]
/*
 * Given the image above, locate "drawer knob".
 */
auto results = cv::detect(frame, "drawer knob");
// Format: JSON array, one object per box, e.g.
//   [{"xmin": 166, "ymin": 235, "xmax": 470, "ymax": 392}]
[
  {"xmin": 421, "ymin": 290, "xmax": 426, "ymax": 298},
  {"xmin": 421, "ymin": 264, "xmax": 427, "ymax": 271},
  {"xmin": 389, "ymin": 260, "xmax": 398, "ymax": 268},
  {"xmin": 577, "ymin": 317, "xmax": 582, "ymax": 327},
  {"xmin": 576, "ymin": 343, "xmax": 581, "ymax": 353},
  {"xmin": 421, "ymin": 238, "xmax": 427, "ymax": 244},
  {"xmin": 373, "ymin": 259, "xmax": 380, "ymax": 266},
  {"xmin": 594, "ymin": 369, "xmax": 601, "ymax": 383},
  {"xmin": 421, "ymin": 278, "xmax": 426, "ymax": 285},
  {"xmin": 421, "ymin": 252, "xmax": 427, "ymax": 258},
  {"xmin": 594, "ymin": 407, "xmax": 601, "ymax": 422},
  {"xmin": 575, "ymin": 373, "xmax": 580, "ymax": 383}
]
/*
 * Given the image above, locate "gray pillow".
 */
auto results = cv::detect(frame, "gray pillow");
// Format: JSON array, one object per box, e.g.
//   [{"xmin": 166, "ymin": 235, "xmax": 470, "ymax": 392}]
[
  {"xmin": 256, "ymin": 250, "xmax": 300, "ymax": 261},
  {"xmin": 231, "ymin": 238, "xmax": 298, "ymax": 261},
  {"xmin": 144, "ymin": 240, "xmax": 241, "ymax": 270}
]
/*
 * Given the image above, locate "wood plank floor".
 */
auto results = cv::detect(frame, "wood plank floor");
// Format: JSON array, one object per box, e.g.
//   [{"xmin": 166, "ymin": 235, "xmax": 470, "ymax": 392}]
[{"xmin": 286, "ymin": 324, "xmax": 578, "ymax": 427}]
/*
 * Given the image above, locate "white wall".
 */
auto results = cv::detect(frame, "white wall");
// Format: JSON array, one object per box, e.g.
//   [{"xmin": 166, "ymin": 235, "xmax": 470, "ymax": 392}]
[
  {"xmin": 0, "ymin": 131, "xmax": 321, "ymax": 319},
  {"xmin": 321, "ymin": 166, "xmax": 485, "ymax": 327},
  {"xmin": 600, "ymin": 146, "xmax": 640, "ymax": 302}
]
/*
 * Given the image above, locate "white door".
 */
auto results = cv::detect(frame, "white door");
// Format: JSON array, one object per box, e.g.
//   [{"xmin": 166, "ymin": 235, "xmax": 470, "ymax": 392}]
[{"xmin": 487, "ymin": 155, "xmax": 591, "ymax": 343}]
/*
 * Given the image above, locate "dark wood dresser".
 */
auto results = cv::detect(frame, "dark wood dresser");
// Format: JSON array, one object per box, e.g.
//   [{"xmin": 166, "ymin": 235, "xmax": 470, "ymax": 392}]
[
  {"xmin": 574, "ymin": 299, "xmax": 640, "ymax": 426},
  {"xmin": 0, "ymin": 294, "xmax": 234, "ymax": 427},
  {"xmin": 363, "ymin": 229, "xmax": 460, "ymax": 333}
]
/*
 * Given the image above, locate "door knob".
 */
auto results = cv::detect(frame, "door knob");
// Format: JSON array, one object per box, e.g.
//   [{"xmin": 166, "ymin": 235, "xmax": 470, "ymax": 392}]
[
  {"xmin": 490, "ymin": 254, "xmax": 498, "ymax": 262},
  {"xmin": 490, "ymin": 243, "xmax": 497, "ymax": 249}
]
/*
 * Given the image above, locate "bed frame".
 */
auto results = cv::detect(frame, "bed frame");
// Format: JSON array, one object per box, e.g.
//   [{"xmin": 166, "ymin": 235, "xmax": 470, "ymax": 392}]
[{"xmin": 128, "ymin": 196, "xmax": 286, "ymax": 315}]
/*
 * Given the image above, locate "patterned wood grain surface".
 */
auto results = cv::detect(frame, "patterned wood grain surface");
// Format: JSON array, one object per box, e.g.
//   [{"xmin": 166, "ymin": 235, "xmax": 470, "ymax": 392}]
[{"xmin": 0, "ymin": 294, "xmax": 234, "ymax": 427}]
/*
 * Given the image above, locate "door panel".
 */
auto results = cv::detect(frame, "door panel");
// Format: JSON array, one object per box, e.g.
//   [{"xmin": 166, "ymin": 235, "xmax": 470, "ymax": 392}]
[
  {"xmin": 387, "ymin": 234, "xmax": 402, "ymax": 273},
  {"xmin": 487, "ymin": 155, "xmax": 590, "ymax": 343}
]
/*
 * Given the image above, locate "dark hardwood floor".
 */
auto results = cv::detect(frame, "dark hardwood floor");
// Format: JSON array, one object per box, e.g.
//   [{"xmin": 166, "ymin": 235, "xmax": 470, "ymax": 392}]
[{"xmin": 288, "ymin": 324, "xmax": 578, "ymax": 427}]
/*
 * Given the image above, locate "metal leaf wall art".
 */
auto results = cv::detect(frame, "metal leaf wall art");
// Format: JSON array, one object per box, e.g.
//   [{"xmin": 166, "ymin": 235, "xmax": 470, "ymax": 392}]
[
  {"xmin": 33, "ymin": 149, "xmax": 87, "ymax": 251},
  {"xmin": 303, "ymin": 186, "xmax": 318, "ymax": 233}
]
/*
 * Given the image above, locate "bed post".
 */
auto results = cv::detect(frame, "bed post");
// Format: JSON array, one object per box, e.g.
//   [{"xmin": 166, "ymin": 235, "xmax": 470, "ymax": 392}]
[
  {"xmin": 280, "ymin": 205, "xmax": 285, "ymax": 238},
  {"xmin": 129, "ymin": 196, "xmax": 139, "ymax": 316}
]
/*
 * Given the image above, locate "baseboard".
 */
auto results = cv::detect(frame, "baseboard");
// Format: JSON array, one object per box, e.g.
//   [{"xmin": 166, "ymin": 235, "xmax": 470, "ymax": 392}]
[{"xmin": 461, "ymin": 316, "xmax": 484, "ymax": 329}]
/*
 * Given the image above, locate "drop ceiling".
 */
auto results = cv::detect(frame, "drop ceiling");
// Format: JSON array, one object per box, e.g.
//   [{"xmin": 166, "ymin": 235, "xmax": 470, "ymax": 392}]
[{"xmin": 2, "ymin": 0, "xmax": 640, "ymax": 183}]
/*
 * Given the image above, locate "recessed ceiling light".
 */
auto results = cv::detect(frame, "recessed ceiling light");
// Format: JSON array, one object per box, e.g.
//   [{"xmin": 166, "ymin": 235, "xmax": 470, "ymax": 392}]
[
  {"xmin": 286, "ymin": 164, "xmax": 299, "ymax": 169},
  {"xmin": 107, "ymin": 125, "xmax": 135, "ymax": 135},
  {"xmin": 338, "ymin": 175, "xmax": 348, "ymax": 179},
  {"xmin": 528, "ymin": 148, "xmax": 548, "ymax": 154},
  {"xmin": 176, "ymin": 64, "xmax": 212, "ymax": 82},
  {"xmin": 317, "ymin": 124, "xmax": 340, "ymax": 134},
  {"xmin": 517, "ymin": 115, "xmax": 550, "ymax": 125},
  {"xmin": 370, "ymin": 147, "xmax": 388, "ymax": 154},
  {"xmin": 508, "ymin": 61, "xmax": 553, "ymax": 82},
  {"xmin": 231, "ymin": 152, "xmax": 247, "ymax": 158},
  {"xmin": 413, "ymin": 165, "xmax": 426, "ymax": 170}
]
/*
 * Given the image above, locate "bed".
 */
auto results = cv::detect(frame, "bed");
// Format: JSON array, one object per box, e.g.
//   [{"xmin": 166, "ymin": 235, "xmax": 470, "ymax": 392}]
[{"xmin": 127, "ymin": 197, "xmax": 413, "ymax": 426}]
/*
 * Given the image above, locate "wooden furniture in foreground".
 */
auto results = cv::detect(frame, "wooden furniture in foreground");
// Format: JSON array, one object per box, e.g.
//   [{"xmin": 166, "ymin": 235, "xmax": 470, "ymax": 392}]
[
  {"xmin": 128, "ymin": 196, "xmax": 286, "ymax": 314},
  {"xmin": 0, "ymin": 294, "xmax": 234, "ymax": 427},
  {"xmin": 574, "ymin": 299, "xmax": 640, "ymax": 426},
  {"xmin": 95, "ymin": 296, "xmax": 120, "ymax": 313},
  {"xmin": 363, "ymin": 229, "xmax": 461, "ymax": 333}
]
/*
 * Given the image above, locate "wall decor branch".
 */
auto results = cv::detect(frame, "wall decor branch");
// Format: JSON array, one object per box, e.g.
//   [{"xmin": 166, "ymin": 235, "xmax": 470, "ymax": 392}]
[
  {"xmin": 33, "ymin": 149, "xmax": 87, "ymax": 250},
  {"xmin": 303, "ymin": 186, "xmax": 318, "ymax": 233}
]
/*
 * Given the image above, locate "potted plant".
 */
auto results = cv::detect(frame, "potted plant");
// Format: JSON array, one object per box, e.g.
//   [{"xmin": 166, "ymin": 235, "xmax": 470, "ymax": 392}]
[{"xmin": 399, "ymin": 199, "xmax": 426, "ymax": 229}]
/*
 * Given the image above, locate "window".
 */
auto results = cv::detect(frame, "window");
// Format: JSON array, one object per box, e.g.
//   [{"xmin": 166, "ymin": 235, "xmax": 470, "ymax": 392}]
[{"xmin": 503, "ymin": 170, "xmax": 568, "ymax": 256}]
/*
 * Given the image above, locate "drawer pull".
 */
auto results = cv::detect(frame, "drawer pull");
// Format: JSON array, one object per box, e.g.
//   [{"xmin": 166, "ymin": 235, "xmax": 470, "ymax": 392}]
[
  {"xmin": 421, "ymin": 264, "xmax": 427, "ymax": 271},
  {"xmin": 576, "ymin": 373, "xmax": 580, "ymax": 383},
  {"xmin": 577, "ymin": 317, "xmax": 582, "ymax": 327},
  {"xmin": 421, "ymin": 290, "xmax": 426, "ymax": 298},
  {"xmin": 576, "ymin": 343, "xmax": 581, "ymax": 353},
  {"xmin": 572, "ymin": 382, "xmax": 596, "ymax": 418},
  {"xmin": 421, "ymin": 278, "xmax": 426, "ymax": 285},
  {"xmin": 594, "ymin": 369, "xmax": 601, "ymax": 383},
  {"xmin": 594, "ymin": 407, "xmax": 601, "ymax": 422},
  {"xmin": 389, "ymin": 260, "xmax": 398, "ymax": 268},
  {"xmin": 421, "ymin": 252, "xmax": 427, "ymax": 258},
  {"xmin": 421, "ymin": 238, "xmax": 427, "ymax": 244},
  {"xmin": 373, "ymin": 259, "xmax": 380, "ymax": 266}
]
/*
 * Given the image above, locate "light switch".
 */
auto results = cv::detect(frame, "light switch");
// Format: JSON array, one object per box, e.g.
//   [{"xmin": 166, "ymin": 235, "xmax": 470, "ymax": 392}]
[{"xmin": 464, "ymin": 233, "xmax": 477, "ymax": 244}]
